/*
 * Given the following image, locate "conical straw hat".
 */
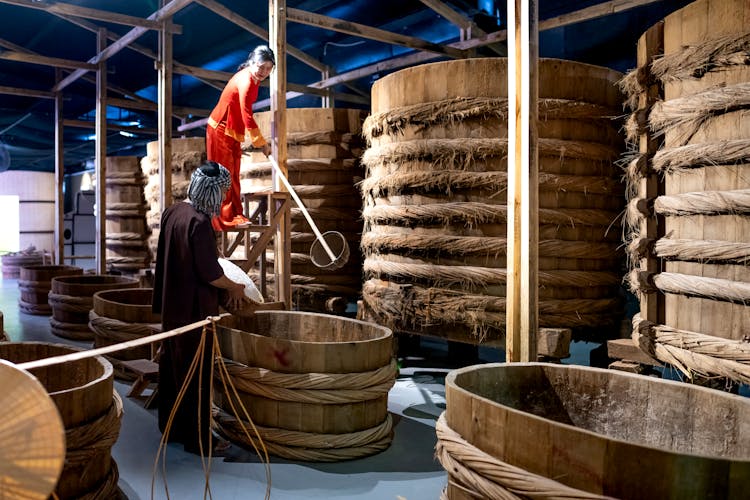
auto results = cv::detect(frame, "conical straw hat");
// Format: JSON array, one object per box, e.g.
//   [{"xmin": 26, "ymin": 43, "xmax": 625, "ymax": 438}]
[{"xmin": 0, "ymin": 359, "xmax": 65, "ymax": 499}]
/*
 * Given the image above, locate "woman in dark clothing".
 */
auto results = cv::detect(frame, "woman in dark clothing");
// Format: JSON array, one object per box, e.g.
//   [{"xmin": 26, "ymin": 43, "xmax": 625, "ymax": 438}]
[{"xmin": 152, "ymin": 161, "xmax": 246, "ymax": 454}]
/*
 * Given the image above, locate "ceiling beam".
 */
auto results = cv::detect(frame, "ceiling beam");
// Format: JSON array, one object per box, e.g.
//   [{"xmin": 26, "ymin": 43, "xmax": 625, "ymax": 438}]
[
  {"xmin": 53, "ymin": 0, "xmax": 194, "ymax": 92},
  {"xmin": 417, "ymin": 0, "xmax": 505, "ymax": 56},
  {"xmin": 194, "ymin": 0, "xmax": 327, "ymax": 73},
  {"xmin": 108, "ymin": 97, "xmax": 209, "ymax": 118},
  {"xmin": 52, "ymin": 12, "xmax": 223, "ymax": 91},
  {"xmin": 63, "ymin": 119, "xmax": 157, "ymax": 135},
  {"xmin": 0, "ymin": 0, "xmax": 181, "ymax": 31},
  {"xmin": 0, "ymin": 49, "xmax": 96, "ymax": 70},
  {"xmin": 309, "ymin": 0, "xmax": 663, "ymax": 89},
  {"xmin": 540, "ymin": 0, "xmax": 663, "ymax": 31},
  {"xmin": 0, "ymin": 85, "xmax": 55, "ymax": 99},
  {"xmin": 287, "ymin": 7, "xmax": 468, "ymax": 59}
]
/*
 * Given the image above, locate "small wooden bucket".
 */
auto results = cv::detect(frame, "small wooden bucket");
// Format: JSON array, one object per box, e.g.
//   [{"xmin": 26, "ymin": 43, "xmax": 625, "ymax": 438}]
[
  {"xmin": 214, "ymin": 310, "xmax": 396, "ymax": 461},
  {"xmin": 1, "ymin": 252, "xmax": 45, "ymax": 279},
  {"xmin": 0, "ymin": 342, "xmax": 122, "ymax": 499},
  {"xmin": 48, "ymin": 274, "xmax": 140, "ymax": 340},
  {"xmin": 18, "ymin": 265, "xmax": 82, "ymax": 315},
  {"xmin": 90, "ymin": 288, "xmax": 161, "ymax": 377},
  {"xmin": 439, "ymin": 363, "xmax": 750, "ymax": 499}
]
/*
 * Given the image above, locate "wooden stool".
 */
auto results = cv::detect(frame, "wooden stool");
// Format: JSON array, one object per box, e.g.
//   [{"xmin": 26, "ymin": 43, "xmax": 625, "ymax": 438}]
[{"xmin": 121, "ymin": 358, "xmax": 159, "ymax": 409}]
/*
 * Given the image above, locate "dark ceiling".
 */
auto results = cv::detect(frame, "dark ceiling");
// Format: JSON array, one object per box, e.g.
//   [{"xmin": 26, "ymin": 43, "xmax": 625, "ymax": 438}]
[{"xmin": 0, "ymin": 0, "xmax": 693, "ymax": 174}]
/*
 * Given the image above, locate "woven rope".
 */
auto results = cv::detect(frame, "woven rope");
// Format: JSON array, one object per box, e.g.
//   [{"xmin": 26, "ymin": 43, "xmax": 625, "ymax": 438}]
[
  {"xmin": 632, "ymin": 314, "xmax": 750, "ymax": 385},
  {"xmin": 65, "ymin": 392, "xmax": 123, "ymax": 465},
  {"xmin": 88, "ymin": 310, "xmax": 158, "ymax": 343},
  {"xmin": 17, "ymin": 279, "xmax": 50, "ymax": 292},
  {"xmin": 363, "ymin": 96, "xmax": 617, "ymax": 140},
  {"xmin": 72, "ymin": 460, "xmax": 120, "ymax": 500},
  {"xmin": 652, "ymin": 139, "xmax": 750, "ymax": 173},
  {"xmin": 654, "ymin": 238, "xmax": 750, "ymax": 264},
  {"xmin": 435, "ymin": 413, "xmax": 615, "ymax": 500},
  {"xmin": 360, "ymin": 170, "xmax": 621, "ymax": 197},
  {"xmin": 106, "ymin": 232, "xmax": 146, "ymax": 241},
  {"xmin": 361, "ymin": 233, "xmax": 620, "ymax": 260},
  {"xmin": 651, "ymin": 271, "xmax": 750, "ymax": 304},
  {"xmin": 649, "ymin": 82, "xmax": 750, "ymax": 146},
  {"xmin": 215, "ymin": 408, "xmax": 393, "ymax": 462},
  {"xmin": 654, "ymin": 189, "xmax": 750, "ymax": 216},
  {"xmin": 364, "ymin": 258, "xmax": 622, "ymax": 289},
  {"xmin": 362, "ymin": 202, "xmax": 619, "ymax": 228},
  {"xmin": 221, "ymin": 358, "xmax": 397, "ymax": 404},
  {"xmin": 18, "ymin": 299, "xmax": 51, "ymax": 315},
  {"xmin": 651, "ymin": 31, "xmax": 750, "ymax": 83},
  {"xmin": 49, "ymin": 317, "xmax": 93, "ymax": 340},
  {"xmin": 48, "ymin": 292, "xmax": 93, "ymax": 313}
]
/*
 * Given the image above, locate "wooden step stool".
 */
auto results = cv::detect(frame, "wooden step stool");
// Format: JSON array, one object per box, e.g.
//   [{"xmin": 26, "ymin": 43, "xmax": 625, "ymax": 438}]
[{"xmin": 121, "ymin": 358, "xmax": 159, "ymax": 409}]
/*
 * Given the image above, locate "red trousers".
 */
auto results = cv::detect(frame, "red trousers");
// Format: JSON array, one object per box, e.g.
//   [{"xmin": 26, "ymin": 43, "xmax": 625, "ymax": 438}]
[{"xmin": 206, "ymin": 122, "xmax": 243, "ymax": 231}]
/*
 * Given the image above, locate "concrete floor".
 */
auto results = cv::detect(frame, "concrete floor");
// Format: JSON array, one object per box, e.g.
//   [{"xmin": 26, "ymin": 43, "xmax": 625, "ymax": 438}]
[{"xmin": 0, "ymin": 276, "xmax": 472, "ymax": 500}]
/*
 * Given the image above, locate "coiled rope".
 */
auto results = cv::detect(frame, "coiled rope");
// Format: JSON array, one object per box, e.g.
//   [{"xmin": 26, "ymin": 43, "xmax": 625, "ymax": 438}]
[{"xmin": 434, "ymin": 413, "xmax": 616, "ymax": 499}]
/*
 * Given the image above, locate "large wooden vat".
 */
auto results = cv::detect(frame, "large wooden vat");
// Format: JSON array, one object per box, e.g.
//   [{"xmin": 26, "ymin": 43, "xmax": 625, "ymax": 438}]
[
  {"xmin": 0, "ymin": 171, "xmax": 54, "ymax": 253},
  {"xmin": 142, "ymin": 137, "xmax": 206, "ymax": 261},
  {"xmin": 1, "ymin": 250, "xmax": 46, "ymax": 279},
  {"xmin": 105, "ymin": 156, "xmax": 149, "ymax": 272},
  {"xmin": 90, "ymin": 288, "xmax": 160, "ymax": 377},
  {"xmin": 239, "ymin": 108, "xmax": 367, "ymax": 313},
  {"xmin": 622, "ymin": 0, "xmax": 750, "ymax": 384},
  {"xmin": 0, "ymin": 342, "xmax": 122, "ymax": 499},
  {"xmin": 18, "ymin": 265, "xmax": 82, "ymax": 315},
  {"xmin": 214, "ymin": 310, "xmax": 395, "ymax": 461},
  {"xmin": 48, "ymin": 274, "xmax": 139, "ymax": 340},
  {"xmin": 360, "ymin": 58, "xmax": 625, "ymax": 345},
  {"xmin": 439, "ymin": 363, "xmax": 750, "ymax": 499}
]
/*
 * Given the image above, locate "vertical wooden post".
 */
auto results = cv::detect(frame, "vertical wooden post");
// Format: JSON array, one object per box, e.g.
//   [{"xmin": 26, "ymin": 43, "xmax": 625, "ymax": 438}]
[
  {"xmin": 94, "ymin": 28, "xmax": 107, "ymax": 275},
  {"xmin": 54, "ymin": 69, "xmax": 65, "ymax": 266},
  {"xmin": 270, "ymin": 0, "xmax": 291, "ymax": 309},
  {"xmin": 158, "ymin": 7, "xmax": 173, "ymax": 214},
  {"xmin": 637, "ymin": 24, "xmax": 665, "ymax": 326},
  {"xmin": 506, "ymin": 0, "xmax": 538, "ymax": 362}
]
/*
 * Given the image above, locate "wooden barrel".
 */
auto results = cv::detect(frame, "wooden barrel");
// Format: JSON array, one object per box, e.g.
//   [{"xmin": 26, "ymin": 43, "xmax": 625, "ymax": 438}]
[
  {"xmin": 1, "ymin": 250, "xmax": 47, "ymax": 279},
  {"xmin": 439, "ymin": 363, "xmax": 750, "ymax": 499},
  {"xmin": 90, "ymin": 288, "xmax": 160, "ymax": 376},
  {"xmin": 622, "ymin": 0, "xmax": 750, "ymax": 384},
  {"xmin": 214, "ymin": 310, "xmax": 395, "ymax": 461},
  {"xmin": 48, "ymin": 274, "xmax": 140, "ymax": 340},
  {"xmin": 239, "ymin": 108, "xmax": 367, "ymax": 313},
  {"xmin": 18, "ymin": 265, "xmax": 83, "ymax": 315},
  {"xmin": 105, "ymin": 156, "xmax": 149, "ymax": 272},
  {"xmin": 360, "ymin": 58, "xmax": 625, "ymax": 345},
  {"xmin": 0, "ymin": 171, "xmax": 55, "ymax": 253},
  {"xmin": 142, "ymin": 137, "xmax": 206, "ymax": 261},
  {"xmin": 0, "ymin": 342, "xmax": 122, "ymax": 499}
]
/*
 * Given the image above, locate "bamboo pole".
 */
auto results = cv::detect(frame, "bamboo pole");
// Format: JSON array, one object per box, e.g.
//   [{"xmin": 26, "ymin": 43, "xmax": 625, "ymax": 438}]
[
  {"xmin": 95, "ymin": 28, "xmax": 107, "ymax": 275},
  {"xmin": 158, "ymin": 3, "xmax": 173, "ymax": 213},
  {"xmin": 54, "ymin": 69, "xmax": 64, "ymax": 266}
]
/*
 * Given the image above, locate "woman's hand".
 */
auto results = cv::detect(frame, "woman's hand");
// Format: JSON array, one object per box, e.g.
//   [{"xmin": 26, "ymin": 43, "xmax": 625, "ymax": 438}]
[
  {"xmin": 225, "ymin": 282, "xmax": 247, "ymax": 311},
  {"xmin": 261, "ymin": 143, "xmax": 272, "ymax": 157}
]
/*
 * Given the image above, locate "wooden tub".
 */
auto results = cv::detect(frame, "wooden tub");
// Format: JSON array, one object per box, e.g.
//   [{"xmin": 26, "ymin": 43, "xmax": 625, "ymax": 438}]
[
  {"xmin": 18, "ymin": 265, "xmax": 82, "ymax": 315},
  {"xmin": 214, "ymin": 310, "xmax": 396, "ymax": 461},
  {"xmin": 0, "ymin": 342, "xmax": 122, "ymax": 499},
  {"xmin": 439, "ymin": 363, "xmax": 750, "ymax": 499}
]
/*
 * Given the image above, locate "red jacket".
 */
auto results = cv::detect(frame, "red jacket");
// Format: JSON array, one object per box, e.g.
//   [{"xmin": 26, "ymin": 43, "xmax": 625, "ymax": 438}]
[{"xmin": 207, "ymin": 66, "xmax": 266, "ymax": 147}]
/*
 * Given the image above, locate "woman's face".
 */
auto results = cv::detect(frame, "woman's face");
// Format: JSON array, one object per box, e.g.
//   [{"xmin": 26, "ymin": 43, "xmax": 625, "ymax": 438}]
[{"xmin": 251, "ymin": 60, "xmax": 274, "ymax": 81}]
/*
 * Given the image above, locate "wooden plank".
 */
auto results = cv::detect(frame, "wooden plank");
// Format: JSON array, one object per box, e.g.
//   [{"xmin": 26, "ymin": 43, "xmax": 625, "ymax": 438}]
[
  {"xmin": 506, "ymin": 0, "xmax": 538, "ymax": 363},
  {"xmin": 0, "ymin": 49, "xmax": 96, "ymax": 70},
  {"xmin": 52, "ymin": 0, "xmax": 193, "ymax": 92},
  {"xmin": 95, "ymin": 28, "xmax": 107, "ymax": 275},
  {"xmin": 54, "ymin": 70, "xmax": 64, "ymax": 265},
  {"xmin": 270, "ymin": 0, "xmax": 291, "ymax": 309},
  {"xmin": 0, "ymin": 85, "xmax": 54, "ymax": 99},
  {"xmin": 539, "ymin": 0, "xmax": 663, "ymax": 31},
  {"xmin": 607, "ymin": 338, "xmax": 663, "ymax": 367},
  {"xmin": 287, "ymin": 7, "xmax": 467, "ymax": 59},
  {"xmin": 194, "ymin": 0, "xmax": 327, "ymax": 73},
  {"xmin": 158, "ymin": 7, "xmax": 173, "ymax": 213},
  {"xmin": 0, "ymin": 0, "xmax": 178, "ymax": 30}
]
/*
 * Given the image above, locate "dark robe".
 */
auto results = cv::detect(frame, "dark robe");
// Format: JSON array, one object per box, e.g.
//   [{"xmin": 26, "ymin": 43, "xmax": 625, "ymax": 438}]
[{"xmin": 152, "ymin": 201, "xmax": 223, "ymax": 452}]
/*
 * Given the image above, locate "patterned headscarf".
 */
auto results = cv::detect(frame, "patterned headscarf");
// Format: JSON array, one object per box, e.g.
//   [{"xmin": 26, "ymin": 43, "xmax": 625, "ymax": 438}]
[{"xmin": 187, "ymin": 161, "xmax": 231, "ymax": 216}]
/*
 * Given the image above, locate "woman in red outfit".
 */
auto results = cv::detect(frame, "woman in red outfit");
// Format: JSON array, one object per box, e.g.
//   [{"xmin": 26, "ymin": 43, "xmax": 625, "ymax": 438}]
[{"xmin": 206, "ymin": 45, "xmax": 275, "ymax": 231}]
